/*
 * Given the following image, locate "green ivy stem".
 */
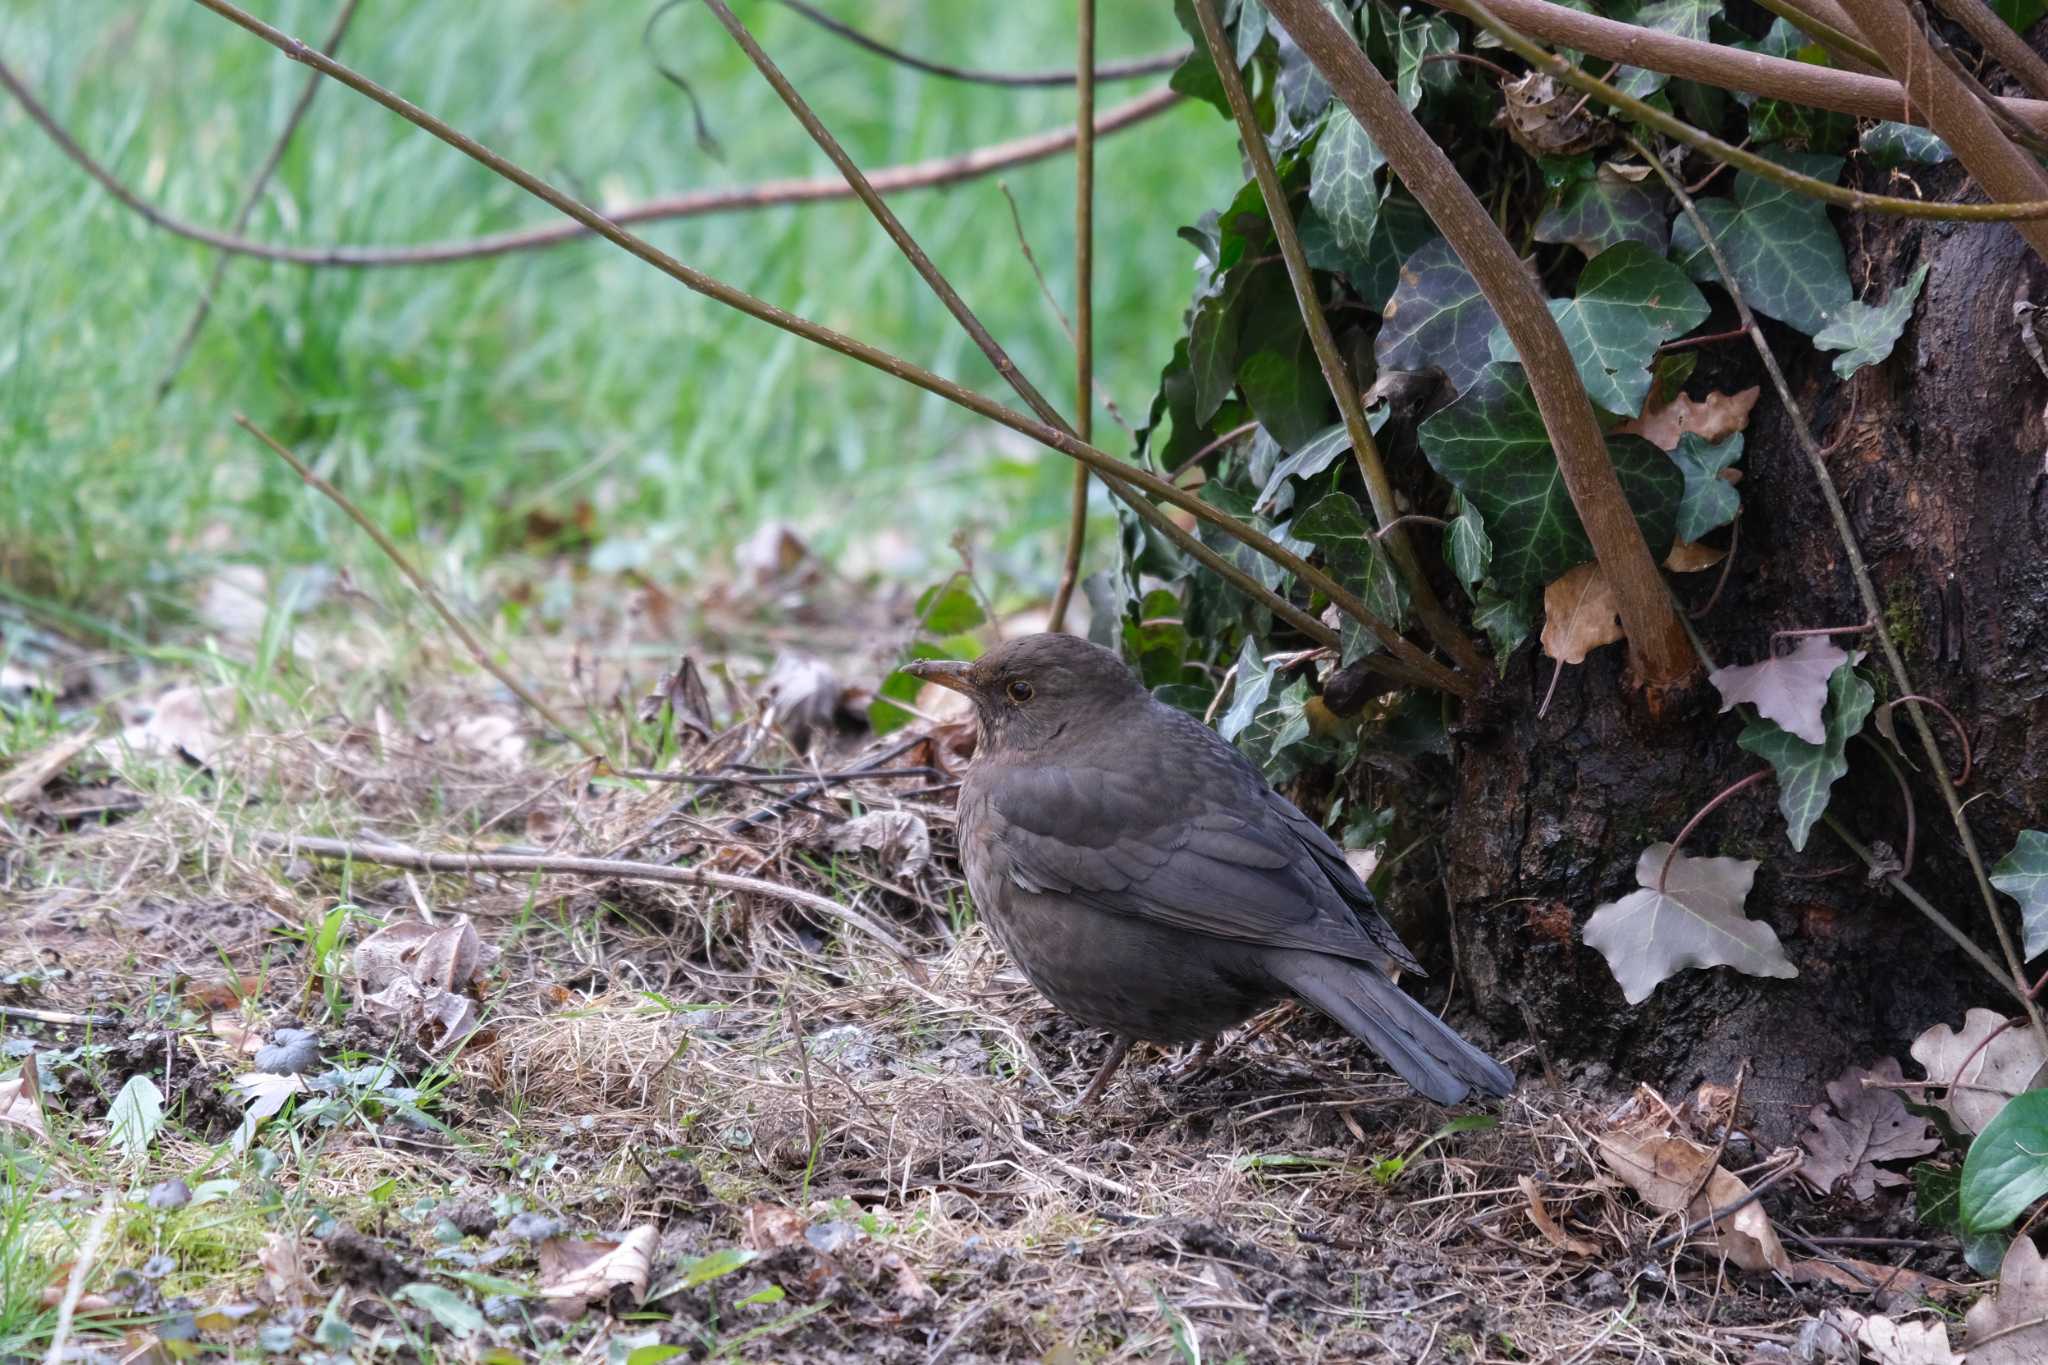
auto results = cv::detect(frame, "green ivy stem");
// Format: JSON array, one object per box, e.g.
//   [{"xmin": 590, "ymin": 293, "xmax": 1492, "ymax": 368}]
[
  {"xmin": 1046, "ymin": 0, "xmax": 1098, "ymax": 635},
  {"xmin": 1445, "ymin": 0, "xmax": 2048, "ymax": 224},
  {"xmin": 1421, "ymin": 0, "xmax": 2048, "ymax": 138},
  {"xmin": 1640, "ymin": 137, "xmax": 2048, "ymax": 1050},
  {"xmin": 184, "ymin": 0, "xmax": 1466, "ymax": 695},
  {"xmin": 696, "ymin": 0, "xmax": 1460, "ymax": 688},
  {"xmin": 1191, "ymin": 0, "xmax": 1487, "ymax": 678},
  {"xmin": 1754, "ymin": 0, "xmax": 1888, "ymax": 73},
  {"xmin": 1264, "ymin": 0, "xmax": 1697, "ymax": 686},
  {"xmin": 1934, "ymin": 0, "xmax": 2048, "ymax": 103},
  {"xmin": 1837, "ymin": 0, "xmax": 2048, "ymax": 262}
]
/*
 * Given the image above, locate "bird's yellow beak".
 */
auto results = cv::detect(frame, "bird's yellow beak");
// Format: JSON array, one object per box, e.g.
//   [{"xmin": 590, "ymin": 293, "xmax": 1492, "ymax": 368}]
[{"xmin": 902, "ymin": 658, "xmax": 975, "ymax": 695}]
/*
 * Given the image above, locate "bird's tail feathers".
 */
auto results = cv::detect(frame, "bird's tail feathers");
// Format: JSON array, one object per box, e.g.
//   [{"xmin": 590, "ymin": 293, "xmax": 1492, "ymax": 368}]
[{"xmin": 1270, "ymin": 951, "xmax": 1514, "ymax": 1105}]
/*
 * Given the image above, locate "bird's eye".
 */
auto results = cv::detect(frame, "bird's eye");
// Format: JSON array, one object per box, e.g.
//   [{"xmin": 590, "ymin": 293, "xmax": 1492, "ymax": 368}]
[{"xmin": 1006, "ymin": 679, "xmax": 1034, "ymax": 703}]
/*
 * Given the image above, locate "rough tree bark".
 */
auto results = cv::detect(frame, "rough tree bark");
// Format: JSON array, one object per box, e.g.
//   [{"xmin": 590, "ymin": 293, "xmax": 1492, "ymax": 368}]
[{"xmin": 1435, "ymin": 167, "xmax": 2048, "ymax": 1141}]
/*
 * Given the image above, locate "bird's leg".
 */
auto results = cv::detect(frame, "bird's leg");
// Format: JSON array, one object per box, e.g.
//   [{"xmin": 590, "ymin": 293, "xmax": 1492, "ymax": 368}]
[
  {"xmin": 1072, "ymin": 1036, "xmax": 1135, "ymax": 1108},
  {"xmin": 1169, "ymin": 1037, "xmax": 1216, "ymax": 1077}
]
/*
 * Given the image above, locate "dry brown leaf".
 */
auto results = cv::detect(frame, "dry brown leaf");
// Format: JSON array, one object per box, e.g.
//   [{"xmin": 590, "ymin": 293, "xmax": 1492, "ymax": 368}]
[
  {"xmin": 734, "ymin": 521, "xmax": 814, "ymax": 591},
  {"xmin": 1797, "ymin": 1058, "xmax": 1938, "ymax": 1200},
  {"xmin": 0, "ymin": 1073, "xmax": 47, "ymax": 1141},
  {"xmin": 1595, "ymin": 1126, "xmax": 1789, "ymax": 1272},
  {"xmin": 763, "ymin": 652, "xmax": 845, "ymax": 750},
  {"xmin": 637, "ymin": 655, "xmax": 717, "ymax": 745},
  {"xmin": 360, "ymin": 977, "xmax": 479, "ymax": 1053},
  {"xmin": 1619, "ymin": 385, "xmax": 1761, "ymax": 451},
  {"xmin": 742, "ymin": 1203, "xmax": 809, "ymax": 1252},
  {"xmin": 1498, "ymin": 71, "xmax": 1615, "ymax": 157},
  {"xmin": 1541, "ymin": 563, "xmax": 1624, "ymax": 665},
  {"xmin": 354, "ymin": 918, "xmax": 491, "ymax": 996},
  {"xmin": 0, "ymin": 725, "xmax": 98, "ymax": 807},
  {"xmin": 1664, "ymin": 539, "xmax": 1726, "ymax": 572},
  {"xmin": 208, "ymin": 1014, "xmax": 265, "ymax": 1057},
  {"xmin": 1910, "ymin": 1007, "xmax": 2048, "ymax": 1135},
  {"xmin": 1793, "ymin": 1258, "xmax": 1959, "ymax": 1305},
  {"xmin": 1517, "ymin": 1175, "xmax": 1600, "ymax": 1256},
  {"xmin": 1966, "ymin": 1234, "xmax": 2048, "ymax": 1364},
  {"xmin": 826, "ymin": 811, "xmax": 930, "ymax": 879},
  {"xmin": 1821, "ymin": 1309, "xmax": 1961, "ymax": 1365},
  {"xmin": 538, "ymin": 1225, "xmax": 658, "ymax": 1318},
  {"xmin": 258, "ymin": 1233, "xmax": 319, "ymax": 1307},
  {"xmin": 184, "ymin": 975, "xmax": 262, "ymax": 1012}
]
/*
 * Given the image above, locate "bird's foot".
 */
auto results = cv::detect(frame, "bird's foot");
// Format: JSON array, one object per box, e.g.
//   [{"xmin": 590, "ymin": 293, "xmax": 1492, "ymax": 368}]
[
  {"xmin": 1067, "ymin": 1036, "xmax": 1135, "ymax": 1110},
  {"xmin": 1168, "ymin": 1037, "xmax": 1216, "ymax": 1078}
]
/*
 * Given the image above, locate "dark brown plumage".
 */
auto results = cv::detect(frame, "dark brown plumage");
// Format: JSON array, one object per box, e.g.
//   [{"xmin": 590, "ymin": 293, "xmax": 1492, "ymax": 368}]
[{"xmin": 907, "ymin": 633, "xmax": 1513, "ymax": 1107}]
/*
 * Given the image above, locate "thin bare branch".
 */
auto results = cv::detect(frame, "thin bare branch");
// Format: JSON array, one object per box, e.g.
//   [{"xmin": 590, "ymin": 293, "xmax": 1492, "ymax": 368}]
[
  {"xmin": 233, "ymin": 415, "xmax": 609, "ymax": 764},
  {"xmin": 156, "ymin": 0, "xmax": 362, "ymax": 399},
  {"xmin": 0, "ymin": 59, "xmax": 1178, "ymax": 267},
  {"xmin": 1047, "ymin": 0, "xmax": 1098, "ymax": 634},
  {"xmin": 1935, "ymin": 0, "xmax": 2048, "ymax": 102},
  {"xmin": 1193, "ymin": 0, "xmax": 1485, "ymax": 678}
]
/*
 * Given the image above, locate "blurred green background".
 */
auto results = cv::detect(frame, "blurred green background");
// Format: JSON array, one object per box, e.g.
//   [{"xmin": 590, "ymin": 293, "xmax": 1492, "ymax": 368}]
[{"xmin": 1, "ymin": 1, "xmax": 1237, "ymax": 630}]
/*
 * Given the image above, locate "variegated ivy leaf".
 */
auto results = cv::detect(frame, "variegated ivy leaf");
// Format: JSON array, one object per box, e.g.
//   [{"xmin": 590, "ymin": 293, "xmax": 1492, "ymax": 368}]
[
  {"xmin": 1376, "ymin": 238, "xmax": 1501, "ymax": 394},
  {"xmin": 1416, "ymin": 361, "xmax": 1683, "ymax": 595},
  {"xmin": 1292, "ymin": 491, "xmax": 1410, "ymax": 662},
  {"xmin": 1534, "ymin": 173, "xmax": 1669, "ymax": 258},
  {"xmin": 1610, "ymin": 0, "xmax": 1717, "ymax": 100},
  {"xmin": 1473, "ymin": 589, "xmax": 1533, "ymax": 665},
  {"xmin": 1391, "ymin": 8, "xmax": 1459, "ymax": 110},
  {"xmin": 1990, "ymin": 829, "xmax": 2048, "ymax": 960},
  {"xmin": 1671, "ymin": 430, "xmax": 1744, "ymax": 542},
  {"xmin": 1861, "ymin": 121, "xmax": 1953, "ymax": 168},
  {"xmin": 1671, "ymin": 147, "xmax": 1853, "ymax": 336},
  {"xmin": 1445, "ymin": 491, "xmax": 1490, "ymax": 593},
  {"xmin": 1737, "ymin": 658, "xmax": 1875, "ymax": 852},
  {"xmin": 1487, "ymin": 242, "xmax": 1710, "ymax": 418},
  {"xmin": 1217, "ymin": 634, "xmax": 1273, "ymax": 742},
  {"xmin": 1253, "ymin": 410, "xmax": 1390, "ymax": 514},
  {"xmin": 1815, "ymin": 264, "xmax": 1930, "ymax": 380},
  {"xmin": 1231, "ymin": 0, "xmax": 1269, "ymax": 66},
  {"xmin": 1309, "ymin": 107, "xmax": 1385, "ymax": 257},
  {"xmin": 1583, "ymin": 843, "xmax": 1794, "ymax": 1005}
]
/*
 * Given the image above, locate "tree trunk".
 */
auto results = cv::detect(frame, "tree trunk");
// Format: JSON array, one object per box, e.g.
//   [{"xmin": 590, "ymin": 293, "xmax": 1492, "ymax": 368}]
[{"xmin": 1443, "ymin": 179, "xmax": 2048, "ymax": 1143}]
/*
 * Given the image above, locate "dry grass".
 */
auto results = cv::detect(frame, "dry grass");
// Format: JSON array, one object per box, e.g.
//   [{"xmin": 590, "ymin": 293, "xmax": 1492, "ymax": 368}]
[{"xmin": 0, "ymin": 599, "xmax": 1955, "ymax": 1362}]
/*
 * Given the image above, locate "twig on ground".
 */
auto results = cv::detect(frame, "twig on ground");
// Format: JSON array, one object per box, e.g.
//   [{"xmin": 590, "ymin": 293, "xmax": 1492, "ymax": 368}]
[
  {"xmin": 253, "ymin": 831, "xmax": 918, "ymax": 962},
  {"xmin": 0, "ymin": 1005, "xmax": 119, "ymax": 1027},
  {"xmin": 233, "ymin": 415, "xmax": 609, "ymax": 765}
]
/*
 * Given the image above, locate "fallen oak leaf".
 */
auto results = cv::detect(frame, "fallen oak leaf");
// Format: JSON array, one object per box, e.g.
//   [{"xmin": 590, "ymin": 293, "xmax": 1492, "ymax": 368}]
[
  {"xmin": 1797, "ymin": 1058, "xmax": 1938, "ymax": 1201},
  {"xmin": 1910, "ymin": 1007, "xmax": 2048, "ymax": 1136},
  {"xmin": 1822, "ymin": 1307, "xmax": 1961, "ymax": 1364},
  {"xmin": 1966, "ymin": 1233, "xmax": 2048, "ymax": 1365}
]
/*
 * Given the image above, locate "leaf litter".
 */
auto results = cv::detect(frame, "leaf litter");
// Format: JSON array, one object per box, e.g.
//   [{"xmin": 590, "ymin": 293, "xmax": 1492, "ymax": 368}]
[{"xmin": 0, "ymin": 562, "xmax": 2005, "ymax": 1362}]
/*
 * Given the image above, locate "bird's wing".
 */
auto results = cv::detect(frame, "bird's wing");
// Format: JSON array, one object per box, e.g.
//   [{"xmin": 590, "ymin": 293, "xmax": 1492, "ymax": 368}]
[{"xmin": 977, "ymin": 738, "xmax": 1420, "ymax": 972}]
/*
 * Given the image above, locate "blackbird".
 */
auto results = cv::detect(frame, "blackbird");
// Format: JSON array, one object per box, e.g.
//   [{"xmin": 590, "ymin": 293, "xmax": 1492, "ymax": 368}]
[{"xmin": 907, "ymin": 633, "xmax": 1513, "ymax": 1107}]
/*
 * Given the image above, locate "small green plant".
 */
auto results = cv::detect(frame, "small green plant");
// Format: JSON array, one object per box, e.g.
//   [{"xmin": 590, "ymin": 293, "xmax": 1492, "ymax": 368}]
[{"xmin": 1368, "ymin": 1114, "xmax": 1498, "ymax": 1186}]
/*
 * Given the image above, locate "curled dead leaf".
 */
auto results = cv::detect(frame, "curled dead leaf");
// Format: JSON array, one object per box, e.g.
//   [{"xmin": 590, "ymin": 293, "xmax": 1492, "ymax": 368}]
[
  {"xmin": 360, "ymin": 977, "xmax": 479, "ymax": 1053},
  {"xmin": 1541, "ymin": 563, "xmax": 1624, "ymax": 666},
  {"xmin": 1664, "ymin": 540, "xmax": 1726, "ymax": 573},
  {"xmin": 1618, "ymin": 385, "xmax": 1761, "ymax": 452},
  {"xmin": 825, "ymin": 811, "xmax": 930, "ymax": 879},
  {"xmin": 1910, "ymin": 1007, "xmax": 2048, "ymax": 1135},
  {"xmin": 1517, "ymin": 1175, "xmax": 1600, "ymax": 1256},
  {"xmin": 1595, "ymin": 1125, "xmax": 1789, "ymax": 1272},
  {"xmin": 354, "ymin": 918, "xmax": 493, "ymax": 996},
  {"xmin": 538, "ymin": 1225, "xmax": 658, "ymax": 1318},
  {"xmin": 1498, "ymin": 71, "xmax": 1615, "ymax": 157}
]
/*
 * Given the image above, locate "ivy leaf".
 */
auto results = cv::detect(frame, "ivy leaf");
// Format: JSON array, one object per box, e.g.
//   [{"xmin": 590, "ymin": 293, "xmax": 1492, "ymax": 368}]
[
  {"xmin": 1233, "ymin": 0, "xmax": 1270, "ymax": 66},
  {"xmin": 1190, "ymin": 265, "xmax": 1254, "ymax": 424},
  {"xmin": 1991, "ymin": 830, "xmax": 2048, "ymax": 960},
  {"xmin": 1293, "ymin": 491, "xmax": 1410, "ymax": 661},
  {"xmin": 1670, "ymin": 431, "xmax": 1744, "ymax": 542},
  {"xmin": 1737, "ymin": 659, "xmax": 1875, "ymax": 852},
  {"xmin": 1709, "ymin": 636, "xmax": 1849, "ymax": 745},
  {"xmin": 1671, "ymin": 147, "xmax": 1853, "ymax": 336},
  {"xmin": 1376, "ymin": 238, "xmax": 1502, "ymax": 394},
  {"xmin": 1302, "ymin": 192, "xmax": 1440, "ymax": 312},
  {"xmin": 1473, "ymin": 589, "xmax": 1534, "ymax": 664},
  {"xmin": 1582, "ymin": 843, "xmax": 1795, "ymax": 1005},
  {"xmin": 1991, "ymin": 0, "xmax": 2047, "ymax": 31},
  {"xmin": 1609, "ymin": 0, "xmax": 1717, "ymax": 100},
  {"xmin": 1487, "ymin": 242, "xmax": 1710, "ymax": 417},
  {"xmin": 1416, "ymin": 361, "xmax": 1682, "ymax": 595},
  {"xmin": 1861, "ymin": 121, "xmax": 1953, "ymax": 168},
  {"xmin": 1309, "ymin": 107, "xmax": 1385, "ymax": 256},
  {"xmin": 1253, "ymin": 413, "xmax": 1388, "ymax": 513},
  {"xmin": 1814, "ymin": 263, "xmax": 1930, "ymax": 379},
  {"xmin": 1237, "ymin": 676, "xmax": 1336, "ymax": 783},
  {"xmin": 1445, "ymin": 491, "xmax": 1490, "ymax": 592},
  {"xmin": 1391, "ymin": 8, "xmax": 1459, "ymax": 110},
  {"xmin": 1239, "ymin": 339, "xmax": 1331, "ymax": 450},
  {"xmin": 1217, "ymin": 636, "xmax": 1274, "ymax": 742},
  {"xmin": 110, "ymin": 1074, "xmax": 165, "ymax": 1162},
  {"xmin": 1960, "ymin": 1090, "xmax": 2048, "ymax": 1234},
  {"xmin": 1534, "ymin": 172, "xmax": 1669, "ymax": 257}
]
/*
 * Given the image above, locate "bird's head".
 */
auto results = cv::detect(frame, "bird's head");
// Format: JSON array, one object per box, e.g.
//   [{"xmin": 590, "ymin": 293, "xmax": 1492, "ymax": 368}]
[{"xmin": 903, "ymin": 632, "xmax": 1147, "ymax": 753}]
